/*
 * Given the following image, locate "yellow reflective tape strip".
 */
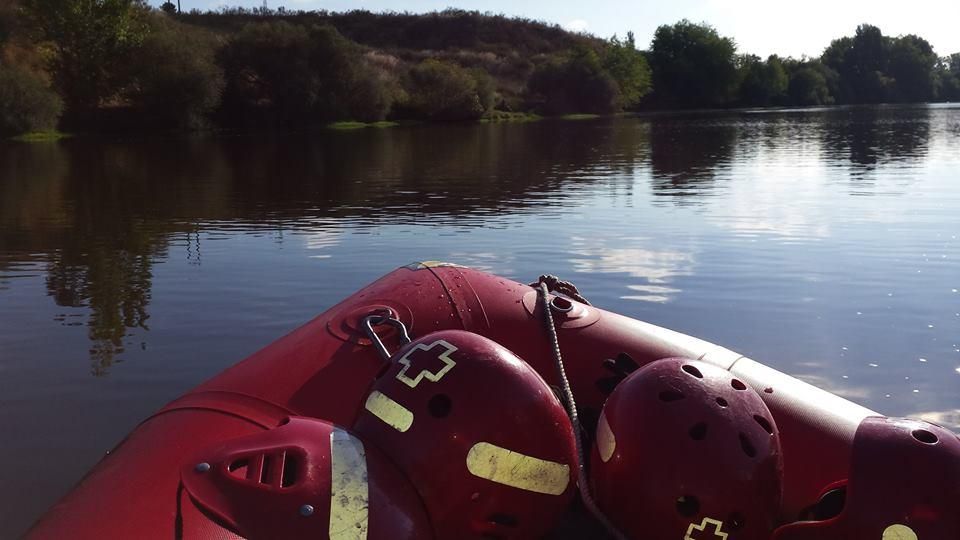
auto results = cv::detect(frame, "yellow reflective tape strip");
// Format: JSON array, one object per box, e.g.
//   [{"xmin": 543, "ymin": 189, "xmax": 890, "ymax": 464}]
[
  {"xmin": 364, "ymin": 390, "xmax": 414, "ymax": 432},
  {"xmin": 597, "ymin": 411, "xmax": 616, "ymax": 463},
  {"xmin": 883, "ymin": 524, "xmax": 918, "ymax": 540},
  {"xmin": 684, "ymin": 517, "xmax": 728, "ymax": 540},
  {"xmin": 329, "ymin": 428, "xmax": 369, "ymax": 540},
  {"xmin": 465, "ymin": 442, "xmax": 570, "ymax": 496}
]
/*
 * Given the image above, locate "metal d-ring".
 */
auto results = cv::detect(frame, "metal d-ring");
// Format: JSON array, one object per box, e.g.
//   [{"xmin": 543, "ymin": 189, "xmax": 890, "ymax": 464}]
[
  {"xmin": 362, "ymin": 314, "xmax": 412, "ymax": 361},
  {"xmin": 550, "ymin": 295, "xmax": 575, "ymax": 313}
]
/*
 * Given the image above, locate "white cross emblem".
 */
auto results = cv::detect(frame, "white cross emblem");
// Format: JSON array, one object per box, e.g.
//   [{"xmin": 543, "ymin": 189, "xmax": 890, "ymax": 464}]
[{"xmin": 395, "ymin": 340, "xmax": 458, "ymax": 388}]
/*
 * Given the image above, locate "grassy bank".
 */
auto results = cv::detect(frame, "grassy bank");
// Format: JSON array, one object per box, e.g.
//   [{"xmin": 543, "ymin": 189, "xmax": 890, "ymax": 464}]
[{"xmin": 9, "ymin": 131, "xmax": 71, "ymax": 143}]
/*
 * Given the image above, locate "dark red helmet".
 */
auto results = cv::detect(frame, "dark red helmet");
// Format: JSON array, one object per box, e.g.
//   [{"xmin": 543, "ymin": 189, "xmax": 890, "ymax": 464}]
[
  {"xmin": 352, "ymin": 330, "xmax": 578, "ymax": 540},
  {"xmin": 180, "ymin": 416, "xmax": 432, "ymax": 540},
  {"xmin": 590, "ymin": 357, "xmax": 783, "ymax": 540},
  {"xmin": 773, "ymin": 416, "xmax": 960, "ymax": 540}
]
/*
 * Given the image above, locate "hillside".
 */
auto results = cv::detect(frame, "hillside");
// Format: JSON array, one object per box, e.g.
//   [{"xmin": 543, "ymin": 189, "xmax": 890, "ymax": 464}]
[{"xmin": 2, "ymin": 2, "xmax": 959, "ymax": 136}]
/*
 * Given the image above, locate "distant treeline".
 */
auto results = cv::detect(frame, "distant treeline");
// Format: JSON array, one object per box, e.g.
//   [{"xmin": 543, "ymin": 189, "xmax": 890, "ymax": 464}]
[{"xmin": 1, "ymin": 1, "xmax": 959, "ymax": 136}]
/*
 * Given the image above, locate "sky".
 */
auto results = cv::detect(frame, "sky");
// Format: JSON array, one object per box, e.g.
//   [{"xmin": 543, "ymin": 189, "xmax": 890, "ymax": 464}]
[{"xmin": 173, "ymin": 0, "xmax": 960, "ymax": 59}]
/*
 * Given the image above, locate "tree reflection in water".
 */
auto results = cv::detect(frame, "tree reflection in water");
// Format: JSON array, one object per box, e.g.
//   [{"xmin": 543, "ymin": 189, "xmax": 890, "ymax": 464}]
[{"xmin": 0, "ymin": 108, "xmax": 940, "ymax": 375}]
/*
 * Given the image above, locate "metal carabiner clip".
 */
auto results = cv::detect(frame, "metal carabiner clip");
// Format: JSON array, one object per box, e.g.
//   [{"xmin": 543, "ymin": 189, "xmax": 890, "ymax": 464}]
[{"xmin": 362, "ymin": 314, "xmax": 412, "ymax": 361}]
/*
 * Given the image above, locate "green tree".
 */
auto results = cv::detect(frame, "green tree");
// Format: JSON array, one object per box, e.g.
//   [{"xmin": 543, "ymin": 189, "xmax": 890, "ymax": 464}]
[
  {"xmin": 219, "ymin": 22, "xmax": 392, "ymax": 124},
  {"xmin": 20, "ymin": 0, "xmax": 146, "ymax": 111},
  {"xmin": 470, "ymin": 67, "xmax": 496, "ymax": 111},
  {"xmin": 823, "ymin": 24, "xmax": 896, "ymax": 103},
  {"xmin": 887, "ymin": 34, "xmax": 937, "ymax": 102},
  {"xmin": 126, "ymin": 12, "xmax": 224, "ymax": 129},
  {"xmin": 738, "ymin": 54, "xmax": 788, "ymax": 106},
  {"xmin": 602, "ymin": 32, "xmax": 652, "ymax": 109},
  {"xmin": 0, "ymin": 63, "xmax": 63, "ymax": 134},
  {"xmin": 939, "ymin": 53, "xmax": 960, "ymax": 101},
  {"xmin": 403, "ymin": 59, "xmax": 487, "ymax": 120},
  {"xmin": 787, "ymin": 64, "xmax": 833, "ymax": 106},
  {"xmin": 649, "ymin": 20, "xmax": 739, "ymax": 108},
  {"xmin": 528, "ymin": 45, "xmax": 620, "ymax": 114}
]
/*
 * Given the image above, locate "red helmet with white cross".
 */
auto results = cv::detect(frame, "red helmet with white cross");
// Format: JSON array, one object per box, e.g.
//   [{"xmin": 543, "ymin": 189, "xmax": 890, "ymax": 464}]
[
  {"xmin": 590, "ymin": 358, "xmax": 783, "ymax": 540},
  {"xmin": 352, "ymin": 330, "xmax": 578, "ymax": 540},
  {"xmin": 180, "ymin": 417, "xmax": 432, "ymax": 540}
]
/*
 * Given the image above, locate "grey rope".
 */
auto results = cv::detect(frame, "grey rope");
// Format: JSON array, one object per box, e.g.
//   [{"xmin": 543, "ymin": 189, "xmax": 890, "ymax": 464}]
[{"xmin": 537, "ymin": 282, "xmax": 627, "ymax": 540}]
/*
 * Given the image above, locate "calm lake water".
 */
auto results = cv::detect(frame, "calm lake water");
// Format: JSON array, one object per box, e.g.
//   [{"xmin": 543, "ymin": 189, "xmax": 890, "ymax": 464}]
[{"xmin": 2, "ymin": 105, "xmax": 960, "ymax": 536}]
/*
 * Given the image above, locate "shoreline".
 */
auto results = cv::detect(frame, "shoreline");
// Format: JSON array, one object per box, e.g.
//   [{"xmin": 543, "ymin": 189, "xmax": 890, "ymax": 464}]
[{"xmin": 9, "ymin": 102, "xmax": 959, "ymax": 142}]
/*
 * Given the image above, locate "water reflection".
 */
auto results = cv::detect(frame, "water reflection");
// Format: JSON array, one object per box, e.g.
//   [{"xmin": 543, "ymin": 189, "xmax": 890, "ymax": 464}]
[
  {"xmin": 569, "ymin": 236, "xmax": 695, "ymax": 303},
  {"xmin": 648, "ymin": 116, "xmax": 738, "ymax": 203},
  {"xmin": 820, "ymin": 106, "xmax": 931, "ymax": 173},
  {"xmin": 0, "ymin": 122, "xmax": 654, "ymax": 372},
  {"xmin": 0, "ymin": 106, "xmax": 956, "ymax": 375}
]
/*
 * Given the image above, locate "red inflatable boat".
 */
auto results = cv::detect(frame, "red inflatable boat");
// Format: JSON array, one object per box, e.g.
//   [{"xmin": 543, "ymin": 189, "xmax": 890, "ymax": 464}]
[{"xmin": 27, "ymin": 263, "xmax": 960, "ymax": 539}]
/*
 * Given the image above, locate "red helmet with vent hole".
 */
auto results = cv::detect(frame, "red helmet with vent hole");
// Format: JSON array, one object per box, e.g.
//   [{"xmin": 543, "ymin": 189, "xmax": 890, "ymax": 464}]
[
  {"xmin": 352, "ymin": 330, "xmax": 578, "ymax": 540},
  {"xmin": 590, "ymin": 357, "xmax": 783, "ymax": 540},
  {"xmin": 772, "ymin": 416, "xmax": 960, "ymax": 540},
  {"xmin": 180, "ymin": 417, "xmax": 432, "ymax": 540}
]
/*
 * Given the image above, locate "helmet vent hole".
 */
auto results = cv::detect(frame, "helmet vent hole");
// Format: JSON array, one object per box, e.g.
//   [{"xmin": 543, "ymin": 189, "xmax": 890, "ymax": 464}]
[
  {"xmin": 676, "ymin": 495, "xmax": 700, "ymax": 517},
  {"xmin": 689, "ymin": 422, "xmax": 709, "ymax": 440},
  {"xmin": 659, "ymin": 389, "xmax": 686, "ymax": 402},
  {"xmin": 809, "ymin": 487, "xmax": 847, "ymax": 520},
  {"xmin": 764, "ymin": 387, "xmax": 774, "ymax": 394},
  {"xmin": 754, "ymin": 415, "xmax": 774, "ymax": 435},
  {"xmin": 731, "ymin": 379, "xmax": 747, "ymax": 391},
  {"xmin": 681, "ymin": 364, "xmax": 703, "ymax": 379},
  {"xmin": 716, "ymin": 397, "xmax": 728, "ymax": 408},
  {"xmin": 912, "ymin": 429, "xmax": 939, "ymax": 444},
  {"xmin": 487, "ymin": 513, "xmax": 520, "ymax": 528},
  {"xmin": 728, "ymin": 512, "xmax": 746, "ymax": 530},
  {"xmin": 281, "ymin": 452, "xmax": 299, "ymax": 488},
  {"xmin": 739, "ymin": 433, "xmax": 757, "ymax": 457},
  {"xmin": 259, "ymin": 455, "xmax": 273, "ymax": 484},
  {"xmin": 228, "ymin": 458, "xmax": 249, "ymax": 478},
  {"xmin": 428, "ymin": 394, "xmax": 452, "ymax": 418}
]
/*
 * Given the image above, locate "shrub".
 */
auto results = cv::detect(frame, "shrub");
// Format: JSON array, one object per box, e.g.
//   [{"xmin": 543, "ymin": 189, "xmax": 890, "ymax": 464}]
[
  {"xmin": 0, "ymin": 62, "xmax": 63, "ymax": 134},
  {"xmin": 403, "ymin": 59, "xmax": 487, "ymax": 120},
  {"xmin": 219, "ymin": 21, "xmax": 395, "ymax": 124},
  {"xmin": 470, "ymin": 67, "xmax": 496, "ymax": 111},
  {"xmin": 21, "ymin": 0, "xmax": 147, "ymax": 111},
  {"xmin": 127, "ymin": 13, "xmax": 225, "ymax": 129},
  {"xmin": 528, "ymin": 46, "xmax": 620, "ymax": 114}
]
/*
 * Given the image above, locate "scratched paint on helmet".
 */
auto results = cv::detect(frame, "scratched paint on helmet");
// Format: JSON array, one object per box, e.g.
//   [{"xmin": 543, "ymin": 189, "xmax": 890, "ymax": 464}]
[
  {"xmin": 597, "ymin": 411, "xmax": 616, "ymax": 463},
  {"xmin": 329, "ymin": 428, "xmax": 369, "ymax": 540},
  {"xmin": 364, "ymin": 390, "xmax": 414, "ymax": 432},
  {"xmin": 465, "ymin": 442, "xmax": 570, "ymax": 496}
]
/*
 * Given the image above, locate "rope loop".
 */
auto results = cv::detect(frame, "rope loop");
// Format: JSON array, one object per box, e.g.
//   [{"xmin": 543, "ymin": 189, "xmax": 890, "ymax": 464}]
[
  {"xmin": 535, "ymin": 281, "xmax": 626, "ymax": 540},
  {"xmin": 531, "ymin": 274, "xmax": 592, "ymax": 306}
]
